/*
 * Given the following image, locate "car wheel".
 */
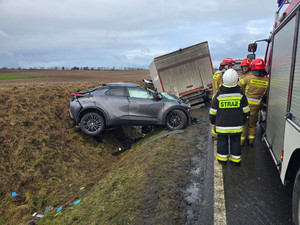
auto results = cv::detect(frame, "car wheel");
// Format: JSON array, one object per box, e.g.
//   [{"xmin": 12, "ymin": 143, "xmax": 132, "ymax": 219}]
[
  {"xmin": 141, "ymin": 125, "xmax": 154, "ymax": 134},
  {"xmin": 292, "ymin": 168, "xmax": 300, "ymax": 225},
  {"xmin": 80, "ymin": 112, "xmax": 105, "ymax": 136},
  {"xmin": 165, "ymin": 109, "xmax": 187, "ymax": 130}
]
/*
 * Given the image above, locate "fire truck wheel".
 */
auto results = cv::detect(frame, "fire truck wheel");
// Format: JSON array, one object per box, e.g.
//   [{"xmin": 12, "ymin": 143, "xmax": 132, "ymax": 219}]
[{"xmin": 292, "ymin": 168, "xmax": 300, "ymax": 225}]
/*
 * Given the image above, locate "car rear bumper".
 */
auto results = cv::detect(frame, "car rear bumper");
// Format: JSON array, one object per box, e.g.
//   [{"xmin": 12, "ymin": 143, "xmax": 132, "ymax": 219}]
[{"xmin": 69, "ymin": 100, "xmax": 82, "ymax": 124}]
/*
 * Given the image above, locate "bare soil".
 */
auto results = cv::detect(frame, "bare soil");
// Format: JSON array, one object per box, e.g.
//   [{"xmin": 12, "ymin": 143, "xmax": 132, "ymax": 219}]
[{"xmin": 0, "ymin": 69, "xmax": 151, "ymax": 87}]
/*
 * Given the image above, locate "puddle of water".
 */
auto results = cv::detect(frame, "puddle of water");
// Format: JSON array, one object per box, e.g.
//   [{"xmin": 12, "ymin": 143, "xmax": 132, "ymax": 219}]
[
  {"xmin": 184, "ymin": 136, "xmax": 209, "ymax": 224},
  {"xmin": 192, "ymin": 167, "xmax": 200, "ymax": 175},
  {"xmin": 185, "ymin": 182, "xmax": 200, "ymax": 203}
]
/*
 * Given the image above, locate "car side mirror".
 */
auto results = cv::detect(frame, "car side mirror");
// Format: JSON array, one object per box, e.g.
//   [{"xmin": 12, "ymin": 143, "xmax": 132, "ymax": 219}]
[{"xmin": 154, "ymin": 93, "xmax": 162, "ymax": 100}]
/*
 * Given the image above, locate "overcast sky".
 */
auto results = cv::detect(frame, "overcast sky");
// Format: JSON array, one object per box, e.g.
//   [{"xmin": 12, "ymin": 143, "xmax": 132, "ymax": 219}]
[{"xmin": 0, "ymin": 0, "xmax": 280, "ymax": 69}]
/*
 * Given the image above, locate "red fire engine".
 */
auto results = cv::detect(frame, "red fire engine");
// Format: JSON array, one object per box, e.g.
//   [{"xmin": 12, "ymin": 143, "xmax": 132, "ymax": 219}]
[{"xmin": 248, "ymin": 1, "xmax": 300, "ymax": 224}]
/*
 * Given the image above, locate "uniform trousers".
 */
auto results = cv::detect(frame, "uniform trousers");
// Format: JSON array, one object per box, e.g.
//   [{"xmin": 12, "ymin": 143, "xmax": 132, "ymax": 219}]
[
  {"xmin": 241, "ymin": 104, "xmax": 260, "ymax": 145},
  {"xmin": 217, "ymin": 134, "xmax": 241, "ymax": 162}
]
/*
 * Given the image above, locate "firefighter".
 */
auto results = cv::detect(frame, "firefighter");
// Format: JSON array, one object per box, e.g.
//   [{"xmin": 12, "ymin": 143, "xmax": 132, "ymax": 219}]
[
  {"xmin": 209, "ymin": 69, "xmax": 250, "ymax": 166},
  {"xmin": 238, "ymin": 58, "xmax": 269, "ymax": 146},
  {"xmin": 211, "ymin": 57, "xmax": 235, "ymax": 138},
  {"xmin": 239, "ymin": 58, "xmax": 252, "ymax": 81}
]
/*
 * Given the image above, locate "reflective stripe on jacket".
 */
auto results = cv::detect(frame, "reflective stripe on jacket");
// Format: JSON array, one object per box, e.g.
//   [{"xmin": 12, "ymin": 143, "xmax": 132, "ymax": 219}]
[{"xmin": 238, "ymin": 74, "xmax": 269, "ymax": 105}]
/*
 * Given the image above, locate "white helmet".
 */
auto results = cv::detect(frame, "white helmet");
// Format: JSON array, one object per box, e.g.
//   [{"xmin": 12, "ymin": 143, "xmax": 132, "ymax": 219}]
[{"xmin": 222, "ymin": 69, "xmax": 238, "ymax": 87}]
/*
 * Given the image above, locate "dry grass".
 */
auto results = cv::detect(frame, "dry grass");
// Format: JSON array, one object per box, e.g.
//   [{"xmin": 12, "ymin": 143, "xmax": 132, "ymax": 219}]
[
  {"xmin": 0, "ymin": 81, "xmax": 149, "ymax": 224},
  {"xmin": 0, "ymin": 80, "xmax": 197, "ymax": 225}
]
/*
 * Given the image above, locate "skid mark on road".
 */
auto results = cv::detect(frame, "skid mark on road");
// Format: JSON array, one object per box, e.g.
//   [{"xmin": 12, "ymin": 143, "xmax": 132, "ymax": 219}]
[{"xmin": 214, "ymin": 140, "xmax": 227, "ymax": 225}]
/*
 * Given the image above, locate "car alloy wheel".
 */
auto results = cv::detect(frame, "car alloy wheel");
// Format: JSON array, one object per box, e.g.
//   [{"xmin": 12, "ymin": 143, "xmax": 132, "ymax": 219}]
[
  {"xmin": 166, "ymin": 109, "xmax": 187, "ymax": 130},
  {"xmin": 80, "ymin": 112, "xmax": 104, "ymax": 136}
]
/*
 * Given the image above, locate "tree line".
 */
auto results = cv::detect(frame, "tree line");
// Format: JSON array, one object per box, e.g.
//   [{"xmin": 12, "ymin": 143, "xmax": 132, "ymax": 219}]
[{"xmin": 0, "ymin": 66, "xmax": 146, "ymax": 71}]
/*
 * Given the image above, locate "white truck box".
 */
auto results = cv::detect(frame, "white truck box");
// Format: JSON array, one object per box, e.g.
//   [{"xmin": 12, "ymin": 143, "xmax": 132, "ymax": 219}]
[{"xmin": 149, "ymin": 41, "xmax": 214, "ymax": 106}]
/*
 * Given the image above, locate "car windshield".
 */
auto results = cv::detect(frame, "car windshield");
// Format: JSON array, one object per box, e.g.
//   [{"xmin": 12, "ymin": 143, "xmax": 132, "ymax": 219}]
[
  {"xmin": 160, "ymin": 92, "xmax": 177, "ymax": 100},
  {"xmin": 147, "ymin": 89, "xmax": 174, "ymax": 100},
  {"xmin": 146, "ymin": 88, "xmax": 182, "ymax": 102}
]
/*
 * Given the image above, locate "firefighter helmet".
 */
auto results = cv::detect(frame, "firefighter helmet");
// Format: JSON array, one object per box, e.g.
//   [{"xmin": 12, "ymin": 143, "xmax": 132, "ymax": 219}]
[
  {"xmin": 220, "ymin": 58, "xmax": 235, "ymax": 66},
  {"xmin": 241, "ymin": 58, "xmax": 251, "ymax": 66},
  {"xmin": 222, "ymin": 69, "xmax": 238, "ymax": 87},
  {"xmin": 250, "ymin": 58, "xmax": 266, "ymax": 70}
]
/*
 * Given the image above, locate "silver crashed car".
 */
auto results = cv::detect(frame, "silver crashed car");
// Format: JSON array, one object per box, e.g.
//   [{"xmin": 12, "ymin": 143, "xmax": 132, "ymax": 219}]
[{"xmin": 69, "ymin": 82, "xmax": 191, "ymax": 136}]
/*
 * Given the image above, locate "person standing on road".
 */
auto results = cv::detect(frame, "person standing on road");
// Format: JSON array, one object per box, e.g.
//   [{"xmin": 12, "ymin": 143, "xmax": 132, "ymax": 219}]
[
  {"xmin": 209, "ymin": 69, "xmax": 250, "ymax": 166},
  {"xmin": 211, "ymin": 58, "xmax": 235, "ymax": 139},
  {"xmin": 238, "ymin": 58, "xmax": 269, "ymax": 146},
  {"xmin": 239, "ymin": 58, "xmax": 252, "ymax": 82}
]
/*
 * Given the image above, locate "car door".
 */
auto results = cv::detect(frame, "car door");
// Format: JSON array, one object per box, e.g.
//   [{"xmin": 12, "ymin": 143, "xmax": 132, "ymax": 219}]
[
  {"xmin": 101, "ymin": 86, "xmax": 130, "ymax": 125},
  {"xmin": 127, "ymin": 87, "xmax": 164, "ymax": 124}
]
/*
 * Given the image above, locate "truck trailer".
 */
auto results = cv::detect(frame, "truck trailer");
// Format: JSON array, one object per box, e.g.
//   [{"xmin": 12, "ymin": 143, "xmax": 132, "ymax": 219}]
[
  {"xmin": 248, "ymin": 0, "xmax": 300, "ymax": 224},
  {"xmin": 149, "ymin": 41, "xmax": 214, "ymax": 106}
]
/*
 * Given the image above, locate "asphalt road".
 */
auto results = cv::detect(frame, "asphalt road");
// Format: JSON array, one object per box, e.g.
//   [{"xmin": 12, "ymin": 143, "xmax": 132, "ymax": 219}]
[
  {"xmin": 187, "ymin": 107, "xmax": 293, "ymax": 225},
  {"xmin": 219, "ymin": 126, "xmax": 293, "ymax": 225}
]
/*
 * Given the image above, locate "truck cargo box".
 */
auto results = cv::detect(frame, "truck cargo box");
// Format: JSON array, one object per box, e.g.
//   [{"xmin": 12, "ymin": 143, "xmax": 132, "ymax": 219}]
[{"xmin": 149, "ymin": 41, "xmax": 214, "ymax": 106}]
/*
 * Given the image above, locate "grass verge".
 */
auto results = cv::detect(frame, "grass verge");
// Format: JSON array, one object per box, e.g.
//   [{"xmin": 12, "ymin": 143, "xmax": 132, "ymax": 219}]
[
  {"xmin": 39, "ymin": 129, "xmax": 192, "ymax": 225},
  {"xmin": 0, "ymin": 75, "xmax": 40, "ymax": 80},
  {"xmin": 0, "ymin": 81, "xmax": 194, "ymax": 224}
]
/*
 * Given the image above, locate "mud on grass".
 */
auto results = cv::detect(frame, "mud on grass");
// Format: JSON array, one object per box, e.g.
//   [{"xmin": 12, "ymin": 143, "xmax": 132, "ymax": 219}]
[{"xmin": 0, "ymin": 82, "xmax": 198, "ymax": 224}]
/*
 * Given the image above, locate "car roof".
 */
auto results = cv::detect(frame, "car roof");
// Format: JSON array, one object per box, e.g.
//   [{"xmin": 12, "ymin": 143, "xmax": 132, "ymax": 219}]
[
  {"xmin": 105, "ymin": 82, "xmax": 140, "ymax": 88},
  {"xmin": 234, "ymin": 59, "xmax": 243, "ymax": 63}
]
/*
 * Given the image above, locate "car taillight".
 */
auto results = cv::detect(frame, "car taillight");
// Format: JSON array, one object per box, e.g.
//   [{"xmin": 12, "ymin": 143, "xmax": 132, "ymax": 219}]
[{"xmin": 71, "ymin": 93, "xmax": 85, "ymax": 97}]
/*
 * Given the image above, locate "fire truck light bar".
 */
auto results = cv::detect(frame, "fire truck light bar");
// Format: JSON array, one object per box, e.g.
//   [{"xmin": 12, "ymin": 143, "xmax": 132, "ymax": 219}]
[{"xmin": 277, "ymin": 0, "xmax": 284, "ymax": 7}]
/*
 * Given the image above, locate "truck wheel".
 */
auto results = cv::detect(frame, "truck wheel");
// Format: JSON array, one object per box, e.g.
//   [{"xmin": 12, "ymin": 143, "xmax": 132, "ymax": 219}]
[
  {"xmin": 165, "ymin": 109, "xmax": 187, "ymax": 130},
  {"xmin": 80, "ymin": 112, "xmax": 105, "ymax": 136},
  {"xmin": 293, "ymin": 168, "xmax": 300, "ymax": 225}
]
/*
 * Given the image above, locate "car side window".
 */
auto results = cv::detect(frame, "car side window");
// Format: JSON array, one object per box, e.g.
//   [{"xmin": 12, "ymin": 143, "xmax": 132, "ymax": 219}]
[
  {"xmin": 128, "ymin": 88, "xmax": 154, "ymax": 99},
  {"xmin": 106, "ymin": 87, "xmax": 125, "ymax": 97}
]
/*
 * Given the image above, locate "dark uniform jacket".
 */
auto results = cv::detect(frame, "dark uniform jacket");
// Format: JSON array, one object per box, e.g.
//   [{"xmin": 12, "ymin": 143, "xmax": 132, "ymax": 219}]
[{"xmin": 209, "ymin": 85, "xmax": 250, "ymax": 134}]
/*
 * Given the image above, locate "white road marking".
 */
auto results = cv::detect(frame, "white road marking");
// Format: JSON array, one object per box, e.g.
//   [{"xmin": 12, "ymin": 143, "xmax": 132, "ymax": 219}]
[{"xmin": 214, "ymin": 140, "xmax": 227, "ymax": 225}]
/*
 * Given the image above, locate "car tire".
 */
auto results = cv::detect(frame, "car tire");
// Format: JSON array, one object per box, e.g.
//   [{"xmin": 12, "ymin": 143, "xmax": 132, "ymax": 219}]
[
  {"xmin": 80, "ymin": 112, "xmax": 105, "ymax": 136},
  {"xmin": 165, "ymin": 109, "xmax": 187, "ymax": 130},
  {"xmin": 292, "ymin": 168, "xmax": 300, "ymax": 225},
  {"xmin": 141, "ymin": 125, "xmax": 154, "ymax": 134}
]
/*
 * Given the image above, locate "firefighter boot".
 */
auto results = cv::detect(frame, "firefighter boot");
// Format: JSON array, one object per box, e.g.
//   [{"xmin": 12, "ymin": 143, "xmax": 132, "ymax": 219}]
[
  {"xmin": 229, "ymin": 156, "xmax": 241, "ymax": 167},
  {"xmin": 230, "ymin": 161, "xmax": 241, "ymax": 167},
  {"xmin": 216, "ymin": 157, "xmax": 227, "ymax": 165}
]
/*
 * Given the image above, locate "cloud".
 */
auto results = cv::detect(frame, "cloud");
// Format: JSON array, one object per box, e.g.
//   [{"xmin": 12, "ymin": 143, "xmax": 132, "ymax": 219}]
[
  {"xmin": 246, "ymin": 20, "xmax": 273, "ymax": 36},
  {"xmin": 0, "ymin": 29, "xmax": 9, "ymax": 38},
  {"xmin": 0, "ymin": 0, "xmax": 280, "ymax": 68}
]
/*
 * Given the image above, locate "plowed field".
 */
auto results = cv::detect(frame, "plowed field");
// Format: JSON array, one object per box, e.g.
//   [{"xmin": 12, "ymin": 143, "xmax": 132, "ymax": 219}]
[{"xmin": 0, "ymin": 69, "xmax": 151, "ymax": 87}]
